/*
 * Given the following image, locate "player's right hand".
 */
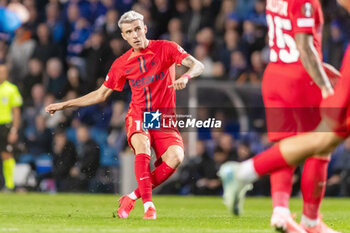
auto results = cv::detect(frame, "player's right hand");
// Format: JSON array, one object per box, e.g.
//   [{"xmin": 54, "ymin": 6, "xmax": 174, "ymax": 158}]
[{"xmin": 45, "ymin": 102, "xmax": 65, "ymax": 115}]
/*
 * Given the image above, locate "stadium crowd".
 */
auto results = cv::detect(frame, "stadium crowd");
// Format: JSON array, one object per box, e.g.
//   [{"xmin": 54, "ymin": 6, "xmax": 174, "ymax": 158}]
[{"xmin": 1, "ymin": 0, "xmax": 350, "ymax": 196}]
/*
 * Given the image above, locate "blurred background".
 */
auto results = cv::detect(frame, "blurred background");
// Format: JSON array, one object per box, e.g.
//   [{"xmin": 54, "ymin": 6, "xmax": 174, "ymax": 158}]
[{"xmin": 1, "ymin": 0, "xmax": 350, "ymax": 197}]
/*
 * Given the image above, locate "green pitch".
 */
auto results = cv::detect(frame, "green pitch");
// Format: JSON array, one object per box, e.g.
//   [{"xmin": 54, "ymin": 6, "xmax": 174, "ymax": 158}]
[{"xmin": 0, "ymin": 193, "xmax": 349, "ymax": 233}]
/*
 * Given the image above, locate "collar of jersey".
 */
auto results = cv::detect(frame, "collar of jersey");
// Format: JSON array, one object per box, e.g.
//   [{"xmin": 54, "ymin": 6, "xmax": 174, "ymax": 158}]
[{"xmin": 128, "ymin": 40, "xmax": 154, "ymax": 60}]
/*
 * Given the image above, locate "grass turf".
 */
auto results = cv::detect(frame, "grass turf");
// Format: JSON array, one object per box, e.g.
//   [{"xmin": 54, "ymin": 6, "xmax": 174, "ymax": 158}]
[{"xmin": 0, "ymin": 193, "xmax": 349, "ymax": 233}]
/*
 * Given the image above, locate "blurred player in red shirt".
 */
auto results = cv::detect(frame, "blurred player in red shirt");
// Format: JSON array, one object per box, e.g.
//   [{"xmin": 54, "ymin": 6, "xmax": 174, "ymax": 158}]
[
  {"xmin": 219, "ymin": 1, "xmax": 350, "ymax": 232},
  {"xmin": 262, "ymin": 0, "xmax": 335, "ymax": 231},
  {"xmin": 221, "ymin": 0, "xmax": 338, "ymax": 231},
  {"xmin": 46, "ymin": 10, "xmax": 204, "ymax": 219}
]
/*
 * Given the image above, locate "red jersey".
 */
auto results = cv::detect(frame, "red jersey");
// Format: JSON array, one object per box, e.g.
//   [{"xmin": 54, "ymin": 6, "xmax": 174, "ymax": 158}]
[
  {"xmin": 321, "ymin": 45, "xmax": 350, "ymax": 138},
  {"xmin": 104, "ymin": 40, "xmax": 189, "ymax": 119},
  {"xmin": 266, "ymin": 0, "xmax": 323, "ymax": 64}
]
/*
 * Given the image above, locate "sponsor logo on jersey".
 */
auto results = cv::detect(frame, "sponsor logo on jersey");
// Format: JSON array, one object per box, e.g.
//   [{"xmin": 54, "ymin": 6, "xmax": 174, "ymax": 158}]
[{"xmin": 130, "ymin": 72, "xmax": 165, "ymax": 87}]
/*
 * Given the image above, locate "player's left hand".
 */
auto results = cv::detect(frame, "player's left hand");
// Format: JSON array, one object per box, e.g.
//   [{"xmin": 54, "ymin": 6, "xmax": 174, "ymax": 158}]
[{"xmin": 168, "ymin": 75, "xmax": 189, "ymax": 90}]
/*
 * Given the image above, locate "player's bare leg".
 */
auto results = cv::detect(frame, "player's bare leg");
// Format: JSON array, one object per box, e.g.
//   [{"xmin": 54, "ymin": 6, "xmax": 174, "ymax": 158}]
[
  {"xmin": 219, "ymin": 121, "xmax": 343, "ymax": 216},
  {"xmin": 279, "ymin": 122, "xmax": 342, "ymax": 165}
]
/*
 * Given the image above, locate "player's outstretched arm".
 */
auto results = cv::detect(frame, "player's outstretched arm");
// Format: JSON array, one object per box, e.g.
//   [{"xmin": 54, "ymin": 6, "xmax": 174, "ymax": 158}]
[
  {"xmin": 45, "ymin": 85, "xmax": 113, "ymax": 114},
  {"xmin": 295, "ymin": 33, "xmax": 334, "ymax": 98},
  {"xmin": 169, "ymin": 55, "xmax": 204, "ymax": 90}
]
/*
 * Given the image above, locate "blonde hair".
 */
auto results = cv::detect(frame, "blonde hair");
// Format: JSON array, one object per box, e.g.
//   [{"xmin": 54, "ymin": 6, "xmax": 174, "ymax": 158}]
[{"xmin": 118, "ymin": 10, "xmax": 144, "ymax": 29}]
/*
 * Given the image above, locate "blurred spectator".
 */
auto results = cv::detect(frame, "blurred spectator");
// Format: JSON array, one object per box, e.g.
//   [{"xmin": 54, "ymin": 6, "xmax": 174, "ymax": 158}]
[
  {"xmin": 324, "ymin": 21, "xmax": 346, "ymax": 69},
  {"xmin": 23, "ymin": 84, "xmax": 46, "ymax": 127},
  {"xmin": 67, "ymin": 125, "xmax": 100, "ymax": 192},
  {"xmin": 193, "ymin": 146, "xmax": 226, "ymax": 195},
  {"xmin": 160, "ymin": 17, "xmax": 185, "ymax": 44},
  {"xmin": 100, "ymin": 9, "xmax": 121, "ymax": 40},
  {"xmin": 215, "ymin": 0, "xmax": 235, "ymax": 35},
  {"xmin": 36, "ymin": 129, "xmax": 77, "ymax": 192},
  {"xmin": 326, "ymin": 138, "xmax": 350, "ymax": 196},
  {"xmin": 81, "ymin": 31, "xmax": 109, "ymax": 91},
  {"xmin": 108, "ymin": 101, "xmax": 127, "ymax": 154},
  {"xmin": 248, "ymin": 0, "xmax": 266, "ymax": 26},
  {"xmin": 66, "ymin": 17, "xmax": 91, "ymax": 68},
  {"xmin": 194, "ymin": 44, "xmax": 214, "ymax": 78},
  {"xmin": 32, "ymin": 23, "xmax": 63, "ymax": 64},
  {"xmin": 183, "ymin": 0, "xmax": 212, "ymax": 43},
  {"xmin": 45, "ymin": 57, "xmax": 67, "ymax": 99},
  {"xmin": 0, "ymin": 40, "xmax": 7, "ymax": 63},
  {"xmin": 234, "ymin": 0, "xmax": 256, "ymax": 20},
  {"xmin": 237, "ymin": 141, "xmax": 254, "ymax": 161},
  {"xmin": 241, "ymin": 20, "xmax": 265, "ymax": 59},
  {"xmin": 7, "ymin": 26, "xmax": 35, "ymax": 84},
  {"xmin": 195, "ymin": 27, "xmax": 219, "ymax": 60},
  {"xmin": 219, "ymin": 29, "xmax": 244, "ymax": 72},
  {"xmin": 176, "ymin": 140, "xmax": 222, "ymax": 195},
  {"xmin": 24, "ymin": 114, "xmax": 52, "ymax": 156},
  {"xmin": 151, "ymin": 0, "xmax": 172, "ymax": 38},
  {"xmin": 236, "ymin": 51, "xmax": 265, "ymax": 84},
  {"xmin": 80, "ymin": 0, "xmax": 107, "ymax": 25},
  {"xmin": 66, "ymin": 66, "xmax": 87, "ymax": 95},
  {"xmin": 217, "ymin": 133, "xmax": 238, "ymax": 160},
  {"xmin": 23, "ymin": 0, "xmax": 39, "ymax": 32},
  {"xmin": 225, "ymin": 12, "xmax": 240, "ymax": 32},
  {"xmin": 45, "ymin": 3, "xmax": 65, "ymax": 43},
  {"xmin": 22, "ymin": 58, "xmax": 43, "ymax": 100},
  {"xmin": 229, "ymin": 50, "xmax": 248, "ymax": 81}
]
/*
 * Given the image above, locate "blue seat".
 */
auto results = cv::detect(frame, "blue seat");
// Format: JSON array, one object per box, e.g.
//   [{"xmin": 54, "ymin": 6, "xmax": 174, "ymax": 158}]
[
  {"xmin": 100, "ymin": 145, "xmax": 119, "ymax": 167},
  {"xmin": 90, "ymin": 127, "xmax": 108, "ymax": 147},
  {"xmin": 66, "ymin": 127, "xmax": 77, "ymax": 145},
  {"xmin": 35, "ymin": 154, "xmax": 53, "ymax": 174},
  {"xmin": 18, "ymin": 154, "xmax": 35, "ymax": 164}
]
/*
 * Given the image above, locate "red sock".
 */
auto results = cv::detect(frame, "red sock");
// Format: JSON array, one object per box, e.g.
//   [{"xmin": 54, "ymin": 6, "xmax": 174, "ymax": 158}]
[
  {"xmin": 301, "ymin": 157, "xmax": 329, "ymax": 219},
  {"xmin": 134, "ymin": 153, "xmax": 152, "ymax": 203},
  {"xmin": 253, "ymin": 144, "xmax": 290, "ymax": 176},
  {"xmin": 134, "ymin": 161, "xmax": 176, "ymax": 199},
  {"xmin": 270, "ymin": 166, "xmax": 296, "ymax": 208}
]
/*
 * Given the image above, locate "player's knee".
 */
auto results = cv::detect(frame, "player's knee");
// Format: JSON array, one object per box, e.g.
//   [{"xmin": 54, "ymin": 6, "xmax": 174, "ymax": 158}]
[
  {"xmin": 131, "ymin": 134, "xmax": 151, "ymax": 155},
  {"xmin": 162, "ymin": 146, "xmax": 184, "ymax": 168},
  {"xmin": 313, "ymin": 133, "xmax": 341, "ymax": 155},
  {"xmin": 172, "ymin": 151, "xmax": 184, "ymax": 165},
  {"xmin": 134, "ymin": 142, "xmax": 151, "ymax": 155}
]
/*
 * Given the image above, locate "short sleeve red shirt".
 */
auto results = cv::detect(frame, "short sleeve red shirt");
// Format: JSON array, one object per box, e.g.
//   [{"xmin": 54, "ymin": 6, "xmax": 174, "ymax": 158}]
[
  {"xmin": 104, "ymin": 40, "xmax": 189, "ymax": 118},
  {"xmin": 266, "ymin": 0, "xmax": 323, "ymax": 64}
]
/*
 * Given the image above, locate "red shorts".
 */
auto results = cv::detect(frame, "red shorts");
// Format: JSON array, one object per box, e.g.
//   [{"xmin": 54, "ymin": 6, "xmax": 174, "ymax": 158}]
[
  {"xmin": 125, "ymin": 115, "xmax": 184, "ymax": 158},
  {"xmin": 262, "ymin": 63, "xmax": 322, "ymax": 142},
  {"xmin": 321, "ymin": 74, "xmax": 350, "ymax": 138}
]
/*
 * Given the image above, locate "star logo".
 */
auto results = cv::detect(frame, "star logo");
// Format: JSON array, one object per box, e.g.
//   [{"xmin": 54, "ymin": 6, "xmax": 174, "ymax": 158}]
[
  {"xmin": 150, "ymin": 110, "xmax": 161, "ymax": 122},
  {"xmin": 143, "ymin": 110, "xmax": 161, "ymax": 129}
]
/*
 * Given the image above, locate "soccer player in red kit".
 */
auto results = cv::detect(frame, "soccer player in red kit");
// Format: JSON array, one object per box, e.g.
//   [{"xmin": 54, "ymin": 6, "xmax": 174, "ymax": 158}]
[
  {"xmin": 46, "ymin": 10, "xmax": 204, "ymax": 219},
  {"xmin": 219, "ymin": 46, "xmax": 349, "ymax": 232},
  {"xmin": 257, "ymin": 0, "xmax": 335, "ymax": 231},
  {"xmin": 218, "ymin": 0, "xmax": 350, "ymax": 231}
]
